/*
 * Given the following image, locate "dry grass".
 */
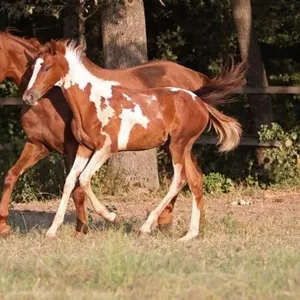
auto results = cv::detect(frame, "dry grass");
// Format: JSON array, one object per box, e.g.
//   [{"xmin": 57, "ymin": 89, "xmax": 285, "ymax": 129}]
[{"xmin": 1, "ymin": 210, "xmax": 300, "ymax": 300}]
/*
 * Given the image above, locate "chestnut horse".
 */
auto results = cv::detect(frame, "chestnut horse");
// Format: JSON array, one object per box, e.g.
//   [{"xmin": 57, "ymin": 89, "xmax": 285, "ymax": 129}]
[
  {"xmin": 23, "ymin": 40, "xmax": 242, "ymax": 241},
  {"xmin": 0, "ymin": 32, "xmax": 245, "ymax": 236}
]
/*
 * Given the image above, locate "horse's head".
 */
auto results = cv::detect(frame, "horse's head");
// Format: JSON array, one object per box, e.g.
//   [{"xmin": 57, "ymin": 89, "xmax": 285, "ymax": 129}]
[
  {"xmin": 0, "ymin": 32, "xmax": 13, "ymax": 82},
  {"xmin": 22, "ymin": 40, "xmax": 70, "ymax": 105},
  {"xmin": 0, "ymin": 31, "xmax": 43, "ymax": 85}
]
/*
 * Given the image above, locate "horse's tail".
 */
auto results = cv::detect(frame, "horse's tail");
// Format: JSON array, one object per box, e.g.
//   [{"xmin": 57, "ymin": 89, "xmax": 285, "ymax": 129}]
[
  {"xmin": 205, "ymin": 103, "xmax": 242, "ymax": 152},
  {"xmin": 194, "ymin": 58, "xmax": 247, "ymax": 105}
]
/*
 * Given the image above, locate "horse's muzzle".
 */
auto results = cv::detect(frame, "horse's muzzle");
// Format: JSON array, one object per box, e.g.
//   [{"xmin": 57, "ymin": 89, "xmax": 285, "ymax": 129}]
[{"xmin": 22, "ymin": 90, "xmax": 40, "ymax": 106}]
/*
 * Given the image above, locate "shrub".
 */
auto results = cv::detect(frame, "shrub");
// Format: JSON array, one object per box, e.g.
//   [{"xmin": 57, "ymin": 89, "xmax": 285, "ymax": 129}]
[
  {"xmin": 258, "ymin": 123, "xmax": 300, "ymax": 185},
  {"xmin": 204, "ymin": 172, "xmax": 234, "ymax": 195}
]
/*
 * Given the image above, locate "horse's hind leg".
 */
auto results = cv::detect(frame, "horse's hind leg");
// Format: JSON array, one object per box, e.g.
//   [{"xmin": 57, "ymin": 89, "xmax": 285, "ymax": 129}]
[
  {"xmin": 158, "ymin": 154, "xmax": 205, "ymax": 235},
  {"xmin": 191, "ymin": 154, "xmax": 205, "ymax": 229},
  {"xmin": 139, "ymin": 142, "xmax": 186, "ymax": 235},
  {"xmin": 0, "ymin": 140, "xmax": 49, "ymax": 236},
  {"xmin": 157, "ymin": 195, "xmax": 178, "ymax": 234},
  {"xmin": 157, "ymin": 142, "xmax": 186, "ymax": 234},
  {"xmin": 178, "ymin": 144, "xmax": 204, "ymax": 242}
]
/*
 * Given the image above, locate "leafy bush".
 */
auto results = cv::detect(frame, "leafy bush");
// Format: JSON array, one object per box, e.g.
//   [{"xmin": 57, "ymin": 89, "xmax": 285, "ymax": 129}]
[
  {"xmin": 258, "ymin": 123, "xmax": 300, "ymax": 184},
  {"xmin": 204, "ymin": 172, "xmax": 234, "ymax": 195}
]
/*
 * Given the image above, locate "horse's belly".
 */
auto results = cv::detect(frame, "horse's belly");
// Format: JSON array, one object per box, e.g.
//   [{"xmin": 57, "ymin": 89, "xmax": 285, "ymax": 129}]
[{"xmin": 118, "ymin": 121, "xmax": 168, "ymax": 151}]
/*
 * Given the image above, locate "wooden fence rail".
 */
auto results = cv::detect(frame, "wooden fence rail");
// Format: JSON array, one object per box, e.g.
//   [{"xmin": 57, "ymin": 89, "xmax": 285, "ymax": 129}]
[
  {"xmin": 0, "ymin": 86, "xmax": 300, "ymax": 106},
  {"xmin": 0, "ymin": 136, "xmax": 282, "ymax": 152}
]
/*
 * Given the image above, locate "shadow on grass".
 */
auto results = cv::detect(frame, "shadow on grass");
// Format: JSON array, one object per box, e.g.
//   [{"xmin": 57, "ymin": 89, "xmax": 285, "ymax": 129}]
[{"xmin": 7, "ymin": 209, "xmax": 142, "ymax": 235}]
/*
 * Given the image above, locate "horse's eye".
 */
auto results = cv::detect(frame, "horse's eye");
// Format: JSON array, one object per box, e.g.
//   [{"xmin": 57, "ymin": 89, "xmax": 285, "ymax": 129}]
[{"xmin": 43, "ymin": 66, "xmax": 50, "ymax": 71}]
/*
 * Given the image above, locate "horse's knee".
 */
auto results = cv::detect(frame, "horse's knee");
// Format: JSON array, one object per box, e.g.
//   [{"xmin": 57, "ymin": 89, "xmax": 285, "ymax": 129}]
[
  {"xmin": 3, "ymin": 169, "xmax": 18, "ymax": 189},
  {"xmin": 79, "ymin": 174, "xmax": 90, "ymax": 191}
]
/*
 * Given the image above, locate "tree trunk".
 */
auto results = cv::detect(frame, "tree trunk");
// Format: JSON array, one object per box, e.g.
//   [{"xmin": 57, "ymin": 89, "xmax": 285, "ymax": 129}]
[
  {"xmin": 62, "ymin": 0, "xmax": 86, "ymax": 49},
  {"xmin": 231, "ymin": 0, "xmax": 273, "ymax": 164},
  {"xmin": 100, "ymin": 0, "xmax": 160, "ymax": 192},
  {"xmin": 62, "ymin": 0, "xmax": 79, "ymax": 39}
]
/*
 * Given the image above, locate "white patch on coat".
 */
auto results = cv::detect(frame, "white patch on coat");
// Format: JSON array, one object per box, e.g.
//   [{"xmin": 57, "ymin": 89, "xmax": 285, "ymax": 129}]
[
  {"xmin": 123, "ymin": 93, "xmax": 132, "ymax": 101},
  {"xmin": 168, "ymin": 87, "xmax": 197, "ymax": 100},
  {"xmin": 118, "ymin": 104, "xmax": 149, "ymax": 150},
  {"xmin": 145, "ymin": 94, "xmax": 157, "ymax": 104},
  {"xmin": 98, "ymin": 104, "xmax": 115, "ymax": 127},
  {"xmin": 27, "ymin": 58, "xmax": 44, "ymax": 90},
  {"xmin": 54, "ymin": 45, "xmax": 120, "ymax": 126}
]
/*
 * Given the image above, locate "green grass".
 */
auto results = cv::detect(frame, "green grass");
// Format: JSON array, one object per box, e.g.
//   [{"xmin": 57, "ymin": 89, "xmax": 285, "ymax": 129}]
[{"xmin": 1, "ymin": 215, "xmax": 300, "ymax": 300}]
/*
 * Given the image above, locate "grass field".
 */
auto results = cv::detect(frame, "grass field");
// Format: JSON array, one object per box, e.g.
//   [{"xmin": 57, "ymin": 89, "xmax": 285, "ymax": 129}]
[{"xmin": 1, "ymin": 190, "xmax": 300, "ymax": 299}]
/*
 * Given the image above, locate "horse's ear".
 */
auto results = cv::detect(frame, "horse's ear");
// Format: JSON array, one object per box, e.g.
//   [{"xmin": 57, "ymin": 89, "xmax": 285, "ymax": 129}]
[
  {"xmin": 50, "ymin": 39, "xmax": 66, "ymax": 55},
  {"xmin": 28, "ymin": 38, "xmax": 49, "ymax": 57},
  {"xmin": 28, "ymin": 38, "xmax": 42, "ymax": 50}
]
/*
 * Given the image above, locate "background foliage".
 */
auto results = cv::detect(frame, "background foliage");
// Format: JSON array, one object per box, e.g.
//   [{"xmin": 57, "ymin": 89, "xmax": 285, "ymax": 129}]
[{"xmin": 1, "ymin": 0, "xmax": 300, "ymax": 201}]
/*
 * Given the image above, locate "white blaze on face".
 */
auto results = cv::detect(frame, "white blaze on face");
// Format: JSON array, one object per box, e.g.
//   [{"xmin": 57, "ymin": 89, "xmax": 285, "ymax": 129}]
[
  {"xmin": 27, "ymin": 58, "xmax": 44, "ymax": 90},
  {"xmin": 168, "ymin": 87, "xmax": 197, "ymax": 101},
  {"xmin": 118, "ymin": 104, "xmax": 149, "ymax": 150}
]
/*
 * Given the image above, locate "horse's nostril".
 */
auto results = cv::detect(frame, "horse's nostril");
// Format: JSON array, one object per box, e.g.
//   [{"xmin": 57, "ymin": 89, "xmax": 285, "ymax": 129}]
[
  {"xmin": 28, "ymin": 94, "xmax": 34, "ymax": 102},
  {"xmin": 23, "ymin": 91, "xmax": 35, "ymax": 104}
]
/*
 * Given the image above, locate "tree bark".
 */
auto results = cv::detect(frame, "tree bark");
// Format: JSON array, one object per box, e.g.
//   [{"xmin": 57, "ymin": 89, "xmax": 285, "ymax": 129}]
[
  {"xmin": 100, "ymin": 0, "xmax": 160, "ymax": 192},
  {"xmin": 62, "ymin": 0, "xmax": 79, "ymax": 39},
  {"xmin": 231, "ymin": 0, "xmax": 273, "ymax": 164},
  {"xmin": 62, "ymin": 0, "xmax": 86, "ymax": 49}
]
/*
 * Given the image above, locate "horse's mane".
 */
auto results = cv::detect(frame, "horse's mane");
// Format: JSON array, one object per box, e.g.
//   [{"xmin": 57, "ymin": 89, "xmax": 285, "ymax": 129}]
[{"xmin": 0, "ymin": 27, "xmax": 41, "ymax": 53}]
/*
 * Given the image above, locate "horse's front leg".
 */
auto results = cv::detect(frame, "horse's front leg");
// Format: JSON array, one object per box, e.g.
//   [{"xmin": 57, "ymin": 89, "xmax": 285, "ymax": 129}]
[
  {"xmin": 0, "ymin": 140, "xmax": 49, "ymax": 236},
  {"xmin": 64, "ymin": 139, "xmax": 89, "ymax": 235},
  {"xmin": 46, "ymin": 145, "xmax": 92, "ymax": 237}
]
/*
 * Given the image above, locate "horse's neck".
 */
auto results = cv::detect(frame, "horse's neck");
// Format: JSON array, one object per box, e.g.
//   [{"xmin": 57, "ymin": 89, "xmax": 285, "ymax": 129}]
[
  {"xmin": 4, "ymin": 35, "xmax": 35, "ymax": 86},
  {"xmin": 62, "ymin": 87, "xmax": 89, "ymax": 125},
  {"xmin": 63, "ymin": 53, "xmax": 119, "ymax": 98}
]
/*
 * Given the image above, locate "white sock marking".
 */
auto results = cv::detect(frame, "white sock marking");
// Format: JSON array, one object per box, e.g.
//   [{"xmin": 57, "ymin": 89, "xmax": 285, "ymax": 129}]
[
  {"xmin": 46, "ymin": 155, "xmax": 89, "ymax": 237},
  {"xmin": 140, "ymin": 163, "xmax": 183, "ymax": 233},
  {"xmin": 178, "ymin": 193, "xmax": 201, "ymax": 242}
]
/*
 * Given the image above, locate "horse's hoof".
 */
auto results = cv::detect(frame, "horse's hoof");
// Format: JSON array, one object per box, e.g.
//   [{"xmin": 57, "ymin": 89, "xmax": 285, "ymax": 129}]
[
  {"xmin": 158, "ymin": 221, "xmax": 173, "ymax": 236},
  {"xmin": 112, "ymin": 214, "xmax": 121, "ymax": 224},
  {"xmin": 177, "ymin": 232, "xmax": 198, "ymax": 242},
  {"xmin": 45, "ymin": 231, "xmax": 56, "ymax": 238},
  {"xmin": 0, "ymin": 224, "xmax": 12, "ymax": 237},
  {"xmin": 138, "ymin": 230, "xmax": 151, "ymax": 239},
  {"xmin": 75, "ymin": 224, "xmax": 89, "ymax": 235},
  {"xmin": 71, "ymin": 230, "xmax": 86, "ymax": 238}
]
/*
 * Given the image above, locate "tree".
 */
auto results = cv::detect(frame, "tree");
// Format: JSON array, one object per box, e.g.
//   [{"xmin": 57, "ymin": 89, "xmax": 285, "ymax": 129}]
[
  {"xmin": 100, "ymin": 0, "xmax": 160, "ymax": 192},
  {"xmin": 62, "ymin": 0, "xmax": 80, "ymax": 39},
  {"xmin": 231, "ymin": 0, "xmax": 273, "ymax": 164}
]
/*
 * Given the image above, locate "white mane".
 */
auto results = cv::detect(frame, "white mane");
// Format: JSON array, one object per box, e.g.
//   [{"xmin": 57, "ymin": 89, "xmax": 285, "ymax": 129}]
[{"xmin": 60, "ymin": 43, "xmax": 120, "ymax": 100}]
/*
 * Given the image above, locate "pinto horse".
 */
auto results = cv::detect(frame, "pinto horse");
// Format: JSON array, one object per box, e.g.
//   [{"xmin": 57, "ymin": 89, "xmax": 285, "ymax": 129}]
[
  {"xmin": 0, "ymin": 32, "xmax": 245, "ymax": 236},
  {"xmin": 23, "ymin": 40, "xmax": 242, "ymax": 241}
]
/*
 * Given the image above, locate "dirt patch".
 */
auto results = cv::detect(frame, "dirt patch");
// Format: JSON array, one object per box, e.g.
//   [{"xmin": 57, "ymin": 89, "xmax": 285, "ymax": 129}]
[{"xmin": 8, "ymin": 189, "xmax": 300, "ymax": 233}]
